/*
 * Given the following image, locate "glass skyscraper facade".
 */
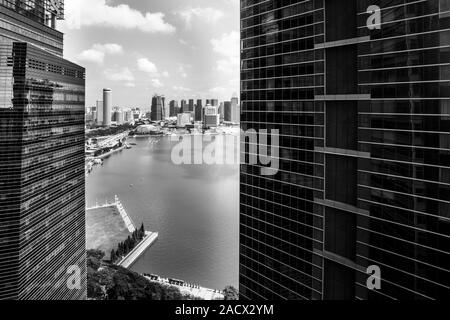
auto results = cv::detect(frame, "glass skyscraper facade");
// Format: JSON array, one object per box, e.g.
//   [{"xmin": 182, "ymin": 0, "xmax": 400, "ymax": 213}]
[
  {"xmin": 0, "ymin": 0, "xmax": 86, "ymax": 300},
  {"xmin": 240, "ymin": 0, "xmax": 450, "ymax": 300}
]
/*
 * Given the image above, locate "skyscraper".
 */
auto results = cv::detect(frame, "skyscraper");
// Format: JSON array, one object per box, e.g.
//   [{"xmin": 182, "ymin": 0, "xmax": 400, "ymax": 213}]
[
  {"xmin": 103, "ymin": 88, "xmax": 112, "ymax": 127},
  {"xmin": 151, "ymin": 94, "xmax": 165, "ymax": 121},
  {"xmin": 195, "ymin": 99, "xmax": 203, "ymax": 122},
  {"xmin": 0, "ymin": 0, "xmax": 86, "ymax": 300},
  {"xmin": 169, "ymin": 100, "xmax": 179, "ymax": 117},
  {"xmin": 224, "ymin": 101, "xmax": 232, "ymax": 122},
  {"xmin": 231, "ymin": 95, "xmax": 239, "ymax": 124},
  {"xmin": 96, "ymin": 100, "xmax": 103, "ymax": 126},
  {"xmin": 180, "ymin": 99, "xmax": 187, "ymax": 113},
  {"xmin": 240, "ymin": 0, "xmax": 450, "ymax": 300}
]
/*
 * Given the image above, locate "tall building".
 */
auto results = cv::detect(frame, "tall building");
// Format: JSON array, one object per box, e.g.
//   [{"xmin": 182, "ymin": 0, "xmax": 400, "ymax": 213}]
[
  {"xmin": 151, "ymin": 94, "xmax": 165, "ymax": 121},
  {"xmin": 195, "ymin": 99, "xmax": 203, "ymax": 122},
  {"xmin": 240, "ymin": 0, "xmax": 450, "ymax": 300},
  {"xmin": 96, "ymin": 100, "xmax": 103, "ymax": 126},
  {"xmin": 231, "ymin": 95, "xmax": 239, "ymax": 124},
  {"xmin": 224, "ymin": 101, "xmax": 232, "ymax": 122},
  {"xmin": 169, "ymin": 100, "xmax": 179, "ymax": 117},
  {"xmin": 103, "ymin": 88, "xmax": 112, "ymax": 126},
  {"xmin": 0, "ymin": 0, "xmax": 86, "ymax": 300},
  {"xmin": 180, "ymin": 99, "xmax": 187, "ymax": 113},
  {"xmin": 203, "ymin": 105, "xmax": 219, "ymax": 128}
]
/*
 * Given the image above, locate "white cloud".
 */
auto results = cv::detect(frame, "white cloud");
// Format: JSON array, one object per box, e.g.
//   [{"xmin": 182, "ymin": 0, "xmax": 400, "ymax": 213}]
[
  {"xmin": 125, "ymin": 82, "xmax": 136, "ymax": 88},
  {"xmin": 176, "ymin": 8, "xmax": 224, "ymax": 28},
  {"xmin": 173, "ymin": 86, "xmax": 191, "ymax": 92},
  {"xmin": 77, "ymin": 43, "xmax": 123, "ymax": 64},
  {"xmin": 151, "ymin": 79, "xmax": 164, "ymax": 88},
  {"xmin": 104, "ymin": 67, "xmax": 135, "ymax": 82},
  {"xmin": 64, "ymin": 0, "xmax": 175, "ymax": 34},
  {"xmin": 211, "ymin": 31, "xmax": 240, "ymax": 76},
  {"xmin": 137, "ymin": 58, "xmax": 158, "ymax": 75},
  {"xmin": 162, "ymin": 71, "xmax": 170, "ymax": 78}
]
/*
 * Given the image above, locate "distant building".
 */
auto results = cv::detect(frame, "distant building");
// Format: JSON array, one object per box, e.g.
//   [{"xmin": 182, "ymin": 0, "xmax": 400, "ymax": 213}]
[
  {"xmin": 103, "ymin": 89, "xmax": 112, "ymax": 126},
  {"xmin": 124, "ymin": 109, "xmax": 133, "ymax": 123},
  {"xmin": 188, "ymin": 99, "xmax": 195, "ymax": 112},
  {"xmin": 231, "ymin": 95, "xmax": 239, "ymax": 124},
  {"xmin": 112, "ymin": 108, "xmax": 124, "ymax": 125},
  {"xmin": 96, "ymin": 100, "xmax": 104, "ymax": 126},
  {"xmin": 211, "ymin": 99, "xmax": 219, "ymax": 107},
  {"xmin": 224, "ymin": 101, "xmax": 232, "ymax": 122},
  {"xmin": 203, "ymin": 105, "xmax": 219, "ymax": 128},
  {"xmin": 177, "ymin": 113, "xmax": 191, "ymax": 128},
  {"xmin": 151, "ymin": 95, "xmax": 165, "ymax": 121},
  {"xmin": 180, "ymin": 100, "xmax": 187, "ymax": 113},
  {"xmin": 218, "ymin": 102, "xmax": 224, "ymax": 123},
  {"xmin": 195, "ymin": 100, "xmax": 203, "ymax": 122},
  {"xmin": 169, "ymin": 100, "xmax": 180, "ymax": 117}
]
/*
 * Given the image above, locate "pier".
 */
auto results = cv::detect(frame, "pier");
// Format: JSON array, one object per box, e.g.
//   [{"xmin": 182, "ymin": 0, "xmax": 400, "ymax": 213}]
[
  {"xmin": 117, "ymin": 231, "xmax": 159, "ymax": 268},
  {"xmin": 86, "ymin": 195, "xmax": 158, "ymax": 264}
]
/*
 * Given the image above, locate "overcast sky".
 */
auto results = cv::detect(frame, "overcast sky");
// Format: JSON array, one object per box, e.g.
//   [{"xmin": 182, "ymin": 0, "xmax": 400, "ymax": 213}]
[{"xmin": 59, "ymin": 0, "xmax": 239, "ymax": 108}]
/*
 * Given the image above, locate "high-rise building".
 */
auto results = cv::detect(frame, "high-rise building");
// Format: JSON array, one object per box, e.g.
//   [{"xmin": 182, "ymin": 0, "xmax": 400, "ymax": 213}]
[
  {"xmin": 169, "ymin": 100, "xmax": 179, "ymax": 117},
  {"xmin": 211, "ymin": 99, "xmax": 219, "ymax": 107},
  {"xmin": 96, "ymin": 100, "xmax": 103, "ymax": 126},
  {"xmin": 219, "ymin": 102, "xmax": 225, "ymax": 123},
  {"xmin": 151, "ymin": 95, "xmax": 165, "ymax": 121},
  {"xmin": 231, "ymin": 95, "xmax": 239, "ymax": 124},
  {"xmin": 195, "ymin": 99, "xmax": 203, "ymax": 122},
  {"xmin": 180, "ymin": 99, "xmax": 187, "ymax": 113},
  {"xmin": 0, "ymin": 0, "xmax": 86, "ymax": 300},
  {"xmin": 103, "ymin": 88, "xmax": 112, "ymax": 127},
  {"xmin": 224, "ymin": 101, "xmax": 232, "ymax": 122},
  {"xmin": 203, "ymin": 105, "xmax": 219, "ymax": 128},
  {"xmin": 240, "ymin": 0, "xmax": 450, "ymax": 300}
]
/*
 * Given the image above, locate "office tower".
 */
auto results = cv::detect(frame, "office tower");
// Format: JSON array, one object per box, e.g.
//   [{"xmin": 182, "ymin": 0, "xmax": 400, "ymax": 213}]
[
  {"xmin": 151, "ymin": 95, "xmax": 165, "ymax": 121},
  {"xmin": 103, "ymin": 88, "xmax": 112, "ymax": 126},
  {"xmin": 219, "ymin": 102, "xmax": 225, "ymax": 123},
  {"xmin": 211, "ymin": 99, "xmax": 219, "ymax": 107},
  {"xmin": 0, "ymin": 0, "xmax": 86, "ymax": 300},
  {"xmin": 231, "ymin": 95, "xmax": 239, "ymax": 124},
  {"xmin": 188, "ymin": 99, "xmax": 195, "ymax": 112},
  {"xmin": 96, "ymin": 100, "xmax": 103, "ymax": 126},
  {"xmin": 180, "ymin": 99, "xmax": 187, "ymax": 113},
  {"xmin": 203, "ymin": 105, "xmax": 219, "ymax": 128},
  {"xmin": 240, "ymin": 0, "xmax": 450, "ymax": 300},
  {"xmin": 195, "ymin": 99, "xmax": 203, "ymax": 122},
  {"xmin": 169, "ymin": 100, "xmax": 179, "ymax": 117},
  {"xmin": 224, "ymin": 101, "xmax": 232, "ymax": 122}
]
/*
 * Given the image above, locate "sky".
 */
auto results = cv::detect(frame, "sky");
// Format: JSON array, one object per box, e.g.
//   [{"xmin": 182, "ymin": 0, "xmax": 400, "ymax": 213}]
[{"xmin": 58, "ymin": 0, "xmax": 240, "ymax": 109}]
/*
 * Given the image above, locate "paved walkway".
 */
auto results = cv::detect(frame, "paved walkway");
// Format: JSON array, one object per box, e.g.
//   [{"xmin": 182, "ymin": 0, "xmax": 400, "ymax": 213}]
[{"xmin": 117, "ymin": 231, "xmax": 158, "ymax": 268}]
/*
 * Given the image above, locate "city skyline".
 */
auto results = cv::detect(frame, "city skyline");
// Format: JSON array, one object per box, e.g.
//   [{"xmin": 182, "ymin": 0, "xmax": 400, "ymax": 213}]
[{"xmin": 59, "ymin": 0, "xmax": 240, "ymax": 107}]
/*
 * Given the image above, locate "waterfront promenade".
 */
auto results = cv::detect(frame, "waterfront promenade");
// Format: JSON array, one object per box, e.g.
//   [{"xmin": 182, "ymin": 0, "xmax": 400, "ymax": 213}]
[
  {"xmin": 117, "ymin": 231, "xmax": 159, "ymax": 268},
  {"xmin": 87, "ymin": 195, "xmax": 158, "ymax": 265}
]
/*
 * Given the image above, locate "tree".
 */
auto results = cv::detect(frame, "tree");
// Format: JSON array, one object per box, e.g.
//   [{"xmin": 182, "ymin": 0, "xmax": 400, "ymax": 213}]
[
  {"xmin": 223, "ymin": 286, "xmax": 239, "ymax": 300},
  {"xmin": 110, "ymin": 249, "xmax": 116, "ymax": 262}
]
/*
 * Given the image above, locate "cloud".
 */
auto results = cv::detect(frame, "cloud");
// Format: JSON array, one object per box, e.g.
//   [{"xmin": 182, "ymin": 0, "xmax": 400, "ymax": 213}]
[
  {"xmin": 125, "ymin": 82, "xmax": 136, "ymax": 88},
  {"xmin": 104, "ymin": 67, "xmax": 135, "ymax": 82},
  {"xmin": 151, "ymin": 79, "xmax": 164, "ymax": 88},
  {"xmin": 64, "ymin": 0, "xmax": 175, "ymax": 34},
  {"xmin": 77, "ymin": 43, "xmax": 123, "ymax": 64},
  {"xmin": 176, "ymin": 8, "xmax": 224, "ymax": 28},
  {"xmin": 211, "ymin": 31, "xmax": 240, "ymax": 74},
  {"xmin": 137, "ymin": 58, "xmax": 158, "ymax": 75},
  {"xmin": 162, "ymin": 71, "xmax": 170, "ymax": 78},
  {"xmin": 173, "ymin": 86, "xmax": 191, "ymax": 92}
]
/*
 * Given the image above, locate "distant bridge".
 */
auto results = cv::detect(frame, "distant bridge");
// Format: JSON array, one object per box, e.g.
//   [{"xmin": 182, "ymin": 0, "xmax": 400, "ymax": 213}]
[{"xmin": 96, "ymin": 131, "xmax": 129, "ymax": 148}]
